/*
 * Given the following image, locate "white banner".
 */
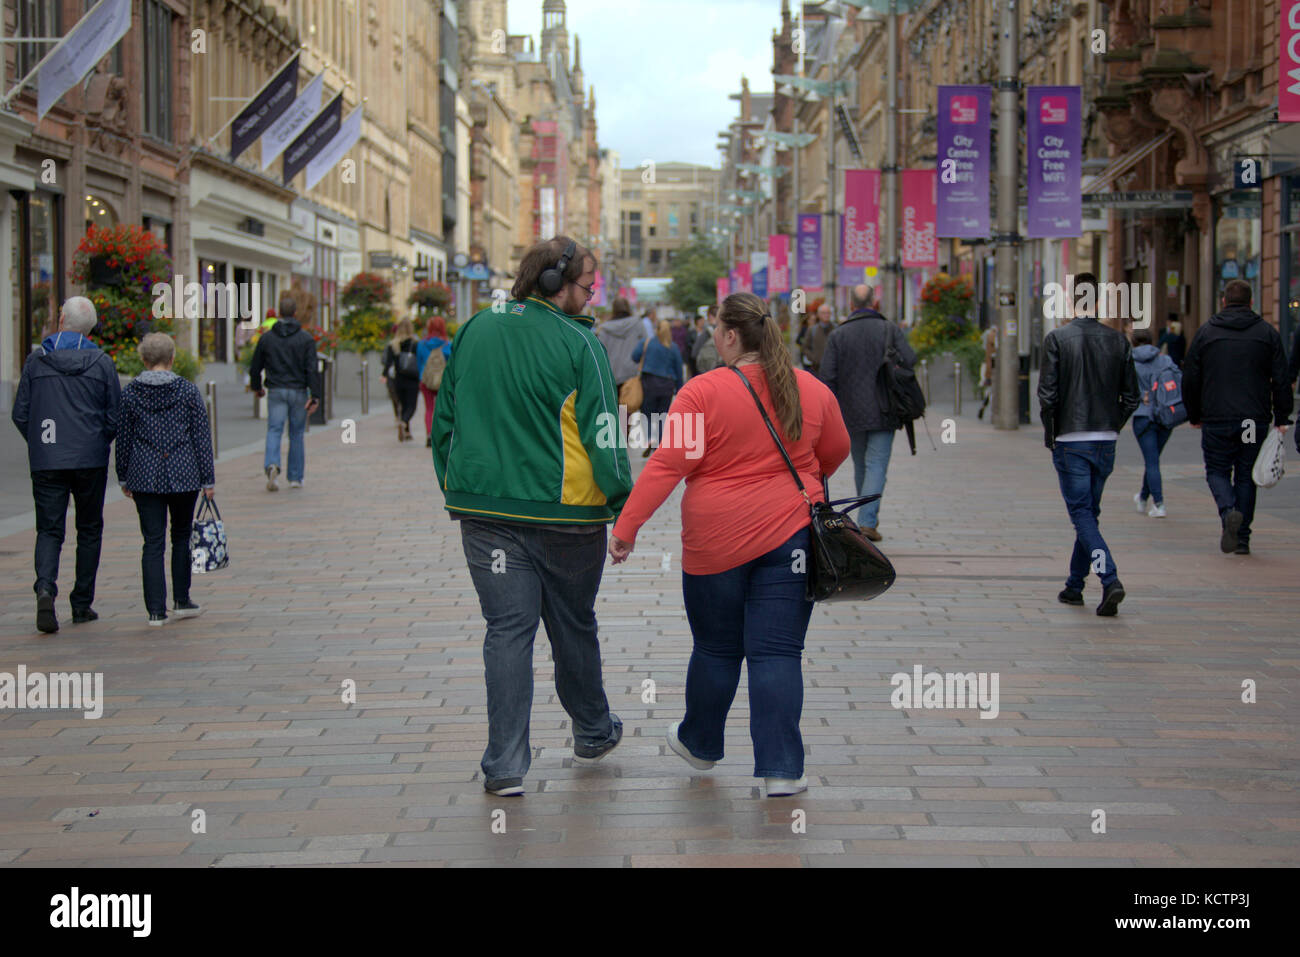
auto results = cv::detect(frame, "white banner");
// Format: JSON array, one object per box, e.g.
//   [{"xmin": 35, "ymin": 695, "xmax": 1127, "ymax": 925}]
[
  {"xmin": 261, "ymin": 73, "xmax": 325, "ymax": 169},
  {"xmin": 304, "ymin": 105, "xmax": 363, "ymax": 191},
  {"xmin": 37, "ymin": 0, "xmax": 132, "ymax": 119},
  {"xmin": 539, "ymin": 187, "xmax": 556, "ymax": 239}
]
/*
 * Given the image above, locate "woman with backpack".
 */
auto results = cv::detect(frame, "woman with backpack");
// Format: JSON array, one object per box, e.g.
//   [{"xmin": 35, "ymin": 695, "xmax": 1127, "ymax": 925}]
[
  {"xmin": 609, "ymin": 292, "xmax": 850, "ymax": 798},
  {"xmin": 115, "ymin": 333, "xmax": 216, "ymax": 627},
  {"xmin": 381, "ymin": 317, "xmax": 421, "ymax": 442},
  {"xmin": 417, "ymin": 316, "xmax": 453, "ymax": 447},
  {"xmin": 1132, "ymin": 328, "xmax": 1180, "ymax": 517}
]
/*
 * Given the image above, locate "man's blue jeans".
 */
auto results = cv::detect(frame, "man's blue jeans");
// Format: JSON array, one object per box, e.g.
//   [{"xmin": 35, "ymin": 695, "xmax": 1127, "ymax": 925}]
[
  {"xmin": 1051, "ymin": 440, "xmax": 1118, "ymax": 591},
  {"xmin": 1132, "ymin": 416, "xmax": 1172, "ymax": 505},
  {"xmin": 1200, "ymin": 421, "xmax": 1258, "ymax": 544},
  {"xmin": 265, "ymin": 387, "xmax": 308, "ymax": 482},
  {"xmin": 849, "ymin": 429, "xmax": 895, "ymax": 528},
  {"xmin": 679, "ymin": 528, "xmax": 814, "ymax": 780},
  {"xmin": 460, "ymin": 519, "xmax": 619, "ymax": 782}
]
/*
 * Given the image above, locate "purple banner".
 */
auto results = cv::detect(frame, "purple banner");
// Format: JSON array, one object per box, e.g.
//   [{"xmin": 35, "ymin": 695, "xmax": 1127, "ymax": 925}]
[
  {"xmin": 936, "ymin": 85, "xmax": 990, "ymax": 238},
  {"xmin": 1026, "ymin": 86, "xmax": 1081, "ymax": 239},
  {"xmin": 796, "ymin": 214, "xmax": 822, "ymax": 290}
]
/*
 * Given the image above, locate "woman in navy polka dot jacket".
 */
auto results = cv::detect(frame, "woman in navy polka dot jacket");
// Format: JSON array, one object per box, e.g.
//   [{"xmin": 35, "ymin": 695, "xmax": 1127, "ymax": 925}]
[{"xmin": 116, "ymin": 334, "xmax": 216, "ymax": 626}]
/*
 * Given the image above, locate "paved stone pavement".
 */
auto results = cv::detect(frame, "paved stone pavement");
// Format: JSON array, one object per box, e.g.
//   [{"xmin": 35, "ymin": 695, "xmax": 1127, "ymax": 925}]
[{"xmin": 0, "ymin": 403, "xmax": 1297, "ymax": 868}]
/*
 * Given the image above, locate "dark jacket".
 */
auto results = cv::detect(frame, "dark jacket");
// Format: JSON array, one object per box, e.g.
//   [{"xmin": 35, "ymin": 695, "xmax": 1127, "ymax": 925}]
[
  {"xmin": 1038, "ymin": 316, "xmax": 1140, "ymax": 446},
  {"xmin": 116, "ymin": 370, "xmax": 216, "ymax": 494},
  {"xmin": 1182, "ymin": 305, "xmax": 1290, "ymax": 427},
  {"xmin": 819, "ymin": 308, "xmax": 916, "ymax": 432},
  {"xmin": 382, "ymin": 337, "xmax": 420, "ymax": 382},
  {"xmin": 248, "ymin": 319, "xmax": 321, "ymax": 399},
  {"xmin": 11, "ymin": 332, "xmax": 121, "ymax": 472},
  {"xmin": 1286, "ymin": 321, "xmax": 1300, "ymax": 388},
  {"xmin": 1131, "ymin": 344, "xmax": 1177, "ymax": 420}
]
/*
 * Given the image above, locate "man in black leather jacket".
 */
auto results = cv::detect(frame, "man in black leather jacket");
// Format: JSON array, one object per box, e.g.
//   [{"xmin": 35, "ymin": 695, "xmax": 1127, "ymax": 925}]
[{"xmin": 1037, "ymin": 272, "xmax": 1140, "ymax": 617}]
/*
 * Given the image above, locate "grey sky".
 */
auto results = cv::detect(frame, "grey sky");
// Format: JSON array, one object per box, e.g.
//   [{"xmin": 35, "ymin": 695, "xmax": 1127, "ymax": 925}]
[{"xmin": 507, "ymin": 0, "xmax": 775, "ymax": 169}]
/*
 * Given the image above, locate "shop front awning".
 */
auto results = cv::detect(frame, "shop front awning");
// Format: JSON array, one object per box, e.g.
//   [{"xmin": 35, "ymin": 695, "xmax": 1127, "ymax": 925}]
[{"xmin": 1083, "ymin": 131, "xmax": 1175, "ymax": 196}]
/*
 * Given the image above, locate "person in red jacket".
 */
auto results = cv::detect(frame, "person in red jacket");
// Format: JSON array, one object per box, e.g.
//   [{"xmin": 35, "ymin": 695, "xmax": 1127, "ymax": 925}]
[{"xmin": 609, "ymin": 291, "xmax": 850, "ymax": 798}]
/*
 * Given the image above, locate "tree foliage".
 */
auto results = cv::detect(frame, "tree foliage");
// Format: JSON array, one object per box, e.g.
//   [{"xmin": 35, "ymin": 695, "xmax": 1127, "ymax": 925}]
[{"xmin": 666, "ymin": 238, "xmax": 726, "ymax": 314}]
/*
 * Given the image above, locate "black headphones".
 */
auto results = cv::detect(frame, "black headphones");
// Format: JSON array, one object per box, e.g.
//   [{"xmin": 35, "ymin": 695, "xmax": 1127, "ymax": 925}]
[{"xmin": 537, "ymin": 240, "xmax": 577, "ymax": 296}]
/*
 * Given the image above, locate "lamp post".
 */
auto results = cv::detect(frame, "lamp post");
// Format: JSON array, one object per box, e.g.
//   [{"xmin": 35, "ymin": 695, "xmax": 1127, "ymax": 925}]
[{"xmin": 993, "ymin": 0, "xmax": 1020, "ymax": 431}]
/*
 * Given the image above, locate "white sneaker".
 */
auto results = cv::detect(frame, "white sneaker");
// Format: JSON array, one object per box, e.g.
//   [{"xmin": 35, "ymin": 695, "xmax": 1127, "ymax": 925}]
[
  {"xmin": 265, "ymin": 465, "xmax": 280, "ymax": 491},
  {"xmin": 1147, "ymin": 502, "xmax": 1166, "ymax": 518},
  {"xmin": 288, "ymin": 480, "xmax": 303, "ymax": 489},
  {"xmin": 762, "ymin": 776, "xmax": 807, "ymax": 797},
  {"xmin": 666, "ymin": 721, "xmax": 715, "ymax": 770},
  {"xmin": 1133, "ymin": 492, "xmax": 1146, "ymax": 514}
]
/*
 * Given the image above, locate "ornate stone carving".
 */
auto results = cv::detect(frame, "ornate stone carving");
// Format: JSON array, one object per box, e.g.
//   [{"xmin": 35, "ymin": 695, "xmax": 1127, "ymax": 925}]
[{"xmin": 1148, "ymin": 83, "xmax": 1209, "ymax": 189}]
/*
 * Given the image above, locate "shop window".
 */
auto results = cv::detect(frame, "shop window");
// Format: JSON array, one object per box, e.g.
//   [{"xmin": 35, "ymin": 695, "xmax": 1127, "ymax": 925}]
[
  {"xmin": 1214, "ymin": 191, "xmax": 1261, "ymax": 308},
  {"xmin": 17, "ymin": 0, "xmax": 59, "ymax": 79},
  {"xmin": 84, "ymin": 194, "xmax": 119, "ymax": 232}
]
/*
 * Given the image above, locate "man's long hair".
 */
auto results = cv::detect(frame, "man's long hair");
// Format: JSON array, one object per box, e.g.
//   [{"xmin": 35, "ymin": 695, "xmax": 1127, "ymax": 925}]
[{"xmin": 511, "ymin": 236, "xmax": 595, "ymax": 301}]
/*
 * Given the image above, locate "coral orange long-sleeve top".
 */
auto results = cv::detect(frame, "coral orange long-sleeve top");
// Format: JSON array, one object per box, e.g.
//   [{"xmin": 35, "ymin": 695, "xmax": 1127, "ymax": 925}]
[{"xmin": 612, "ymin": 363, "xmax": 852, "ymax": 575}]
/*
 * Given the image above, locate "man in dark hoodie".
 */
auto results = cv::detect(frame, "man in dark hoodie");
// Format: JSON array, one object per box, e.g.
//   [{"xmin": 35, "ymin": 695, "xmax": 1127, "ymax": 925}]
[
  {"xmin": 1182, "ymin": 279, "xmax": 1290, "ymax": 555},
  {"xmin": 249, "ymin": 295, "xmax": 321, "ymax": 491},
  {"xmin": 11, "ymin": 296, "xmax": 121, "ymax": 633}
]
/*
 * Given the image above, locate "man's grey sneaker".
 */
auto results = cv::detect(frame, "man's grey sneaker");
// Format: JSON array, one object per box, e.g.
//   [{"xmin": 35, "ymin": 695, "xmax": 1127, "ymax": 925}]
[
  {"xmin": 71, "ymin": 607, "xmax": 98, "ymax": 624},
  {"xmin": 265, "ymin": 465, "xmax": 280, "ymax": 491},
  {"xmin": 763, "ymin": 776, "xmax": 807, "ymax": 798},
  {"xmin": 1133, "ymin": 491, "xmax": 1146, "ymax": 514},
  {"xmin": 1147, "ymin": 502, "xmax": 1167, "ymax": 518},
  {"xmin": 1058, "ymin": 588, "xmax": 1084, "ymax": 606},
  {"xmin": 1096, "ymin": 580, "xmax": 1126, "ymax": 617},
  {"xmin": 483, "ymin": 777, "xmax": 525, "ymax": 796},
  {"xmin": 667, "ymin": 720, "xmax": 715, "ymax": 770},
  {"xmin": 36, "ymin": 591, "xmax": 57, "ymax": 634},
  {"xmin": 173, "ymin": 601, "xmax": 203, "ymax": 619},
  {"xmin": 288, "ymin": 479, "xmax": 303, "ymax": 489},
  {"xmin": 573, "ymin": 717, "xmax": 623, "ymax": 765},
  {"xmin": 148, "ymin": 613, "xmax": 167, "ymax": 627},
  {"xmin": 1220, "ymin": 509, "xmax": 1243, "ymax": 553}
]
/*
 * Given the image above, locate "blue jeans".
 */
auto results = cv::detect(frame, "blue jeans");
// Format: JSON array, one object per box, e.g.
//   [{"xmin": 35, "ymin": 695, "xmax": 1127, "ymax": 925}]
[
  {"xmin": 460, "ymin": 519, "xmax": 618, "ymax": 781},
  {"xmin": 1051, "ymin": 440, "xmax": 1118, "ymax": 590},
  {"xmin": 265, "ymin": 387, "xmax": 308, "ymax": 482},
  {"xmin": 1200, "ymin": 421, "xmax": 1258, "ymax": 544},
  {"xmin": 849, "ymin": 429, "xmax": 895, "ymax": 528},
  {"xmin": 1132, "ymin": 417, "xmax": 1172, "ymax": 505},
  {"xmin": 679, "ymin": 528, "xmax": 814, "ymax": 779}
]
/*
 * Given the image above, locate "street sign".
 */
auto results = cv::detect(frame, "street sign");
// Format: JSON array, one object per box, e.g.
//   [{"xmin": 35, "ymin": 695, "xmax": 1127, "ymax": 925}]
[
  {"xmin": 1082, "ymin": 190, "xmax": 1194, "ymax": 209},
  {"xmin": 452, "ymin": 252, "xmax": 469, "ymax": 269},
  {"xmin": 463, "ymin": 264, "xmax": 490, "ymax": 281},
  {"xmin": 413, "ymin": 266, "xmax": 430, "ymax": 282},
  {"xmin": 369, "ymin": 251, "xmax": 395, "ymax": 269}
]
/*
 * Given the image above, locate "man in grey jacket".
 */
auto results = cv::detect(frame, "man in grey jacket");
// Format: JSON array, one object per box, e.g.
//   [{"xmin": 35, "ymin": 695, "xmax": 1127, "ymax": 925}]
[
  {"xmin": 11, "ymin": 297, "xmax": 121, "ymax": 633},
  {"xmin": 819, "ymin": 284, "xmax": 915, "ymax": 541}
]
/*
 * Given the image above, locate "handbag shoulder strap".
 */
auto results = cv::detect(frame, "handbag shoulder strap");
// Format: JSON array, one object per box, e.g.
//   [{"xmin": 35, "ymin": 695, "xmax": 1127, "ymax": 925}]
[
  {"xmin": 639, "ymin": 337, "xmax": 650, "ymax": 372},
  {"xmin": 195, "ymin": 496, "xmax": 222, "ymax": 522},
  {"xmin": 729, "ymin": 365, "xmax": 811, "ymax": 504}
]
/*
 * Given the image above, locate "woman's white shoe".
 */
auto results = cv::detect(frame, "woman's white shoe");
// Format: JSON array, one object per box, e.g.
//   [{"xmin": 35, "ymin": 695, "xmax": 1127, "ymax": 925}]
[
  {"xmin": 666, "ymin": 721, "xmax": 715, "ymax": 770},
  {"xmin": 762, "ymin": 776, "xmax": 807, "ymax": 797}
]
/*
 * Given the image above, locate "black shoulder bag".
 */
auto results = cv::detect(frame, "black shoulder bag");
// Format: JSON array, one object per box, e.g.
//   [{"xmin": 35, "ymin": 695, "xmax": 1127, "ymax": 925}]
[{"xmin": 730, "ymin": 366, "xmax": 897, "ymax": 602}]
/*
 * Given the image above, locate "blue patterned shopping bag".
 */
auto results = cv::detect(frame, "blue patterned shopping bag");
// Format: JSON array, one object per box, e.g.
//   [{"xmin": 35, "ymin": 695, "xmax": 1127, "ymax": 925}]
[{"xmin": 189, "ymin": 496, "xmax": 230, "ymax": 573}]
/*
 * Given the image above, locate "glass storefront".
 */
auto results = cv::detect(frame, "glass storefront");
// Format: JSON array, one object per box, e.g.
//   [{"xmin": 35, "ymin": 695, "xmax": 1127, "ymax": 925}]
[
  {"xmin": 1282, "ymin": 177, "xmax": 1300, "ymax": 352},
  {"xmin": 10, "ymin": 190, "xmax": 63, "ymax": 357},
  {"xmin": 1213, "ymin": 190, "xmax": 1261, "ymax": 307}
]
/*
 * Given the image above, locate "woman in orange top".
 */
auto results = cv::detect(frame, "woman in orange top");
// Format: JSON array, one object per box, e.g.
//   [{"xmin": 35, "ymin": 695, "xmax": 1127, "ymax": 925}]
[{"xmin": 609, "ymin": 292, "xmax": 850, "ymax": 797}]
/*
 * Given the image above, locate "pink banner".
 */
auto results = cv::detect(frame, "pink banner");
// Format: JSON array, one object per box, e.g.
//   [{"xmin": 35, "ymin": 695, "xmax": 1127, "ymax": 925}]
[
  {"xmin": 591, "ymin": 268, "xmax": 605, "ymax": 307},
  {"xmin": 735, "ymin": 261, "xmax": 752, "ymax": 294},
  {"xmin": 1283, "ymin": 3, "xmax": 1300, "ymax": 121},
  {"xmin": 716, "ymin": 277, "xmax": 729, "ymax": 304},
  {"xmin": 618, "ymin": 285, "xmax": 637, "ymax": 304},
  {"xmin": 901, "ymin": 168, "xmax": 938, "ymax": 268},
  {"xmin": 767, "ymin": 235, "xmax": 790, "ymax": 294},
  {"xmin": 843, "ymin": 170, "xmax": 880, "ymax": 269}
]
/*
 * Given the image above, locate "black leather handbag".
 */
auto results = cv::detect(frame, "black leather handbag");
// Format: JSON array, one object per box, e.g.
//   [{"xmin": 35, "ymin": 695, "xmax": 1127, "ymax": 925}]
[{"xmin": 731, "ymin": 367, "xmax": 897, "ymax": 603}]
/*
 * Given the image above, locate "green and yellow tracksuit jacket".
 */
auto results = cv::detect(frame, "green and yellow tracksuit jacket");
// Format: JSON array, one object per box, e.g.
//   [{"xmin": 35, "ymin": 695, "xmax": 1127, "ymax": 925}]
[{"xmin": 431, "ymin": 295, "xmax": 633, "ymax": 524}]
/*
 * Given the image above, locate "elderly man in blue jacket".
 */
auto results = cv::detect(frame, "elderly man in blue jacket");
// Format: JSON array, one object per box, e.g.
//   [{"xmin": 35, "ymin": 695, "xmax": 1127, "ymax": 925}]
[{"xmin": 11, "ymin": 296, "xmax": 121, "ymax": 634}]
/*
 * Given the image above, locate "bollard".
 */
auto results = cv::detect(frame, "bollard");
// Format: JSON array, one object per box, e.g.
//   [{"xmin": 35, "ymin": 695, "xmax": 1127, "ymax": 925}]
[
  {"xmin": 205, "ymin": 381, "xmax": 219, "ymax": 459},
  {"xmin": 919, "ymin": 359, "xmax": 930, "ymax": 405},
  {"xmin": 360, "ymin": 360, "xmax": 369, "ymax": 416},
  {"xmin": 953, "ymin": 362, "xmax": 963, "ymax": 416}
]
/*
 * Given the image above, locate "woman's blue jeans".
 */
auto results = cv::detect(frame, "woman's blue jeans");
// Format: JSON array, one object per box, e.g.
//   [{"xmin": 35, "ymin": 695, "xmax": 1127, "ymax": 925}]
[
  {"xmin": 679, "ymin": 527, "xmax": 814, "ymax": 780},
  {"xmin": 1132, "ymin": 416, "xmax": 1172, "ymax": 505}
]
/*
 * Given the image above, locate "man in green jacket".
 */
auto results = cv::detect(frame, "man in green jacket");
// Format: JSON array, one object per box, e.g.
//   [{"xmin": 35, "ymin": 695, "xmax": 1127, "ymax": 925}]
[{"xmin": 433, "ymin": 235, "xmax": 633, "ymax": 796}]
